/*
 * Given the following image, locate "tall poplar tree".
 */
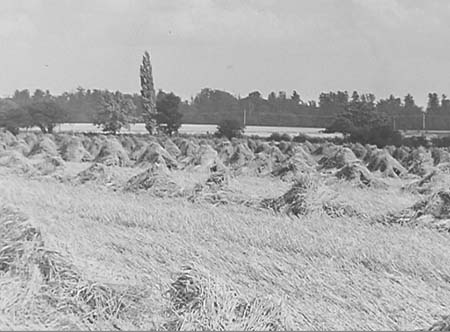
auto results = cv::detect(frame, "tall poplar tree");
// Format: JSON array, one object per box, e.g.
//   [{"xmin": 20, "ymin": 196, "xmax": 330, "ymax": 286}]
[{"xmin": 140, "ymin": 51, "xmax": 157, "ymax": 134}]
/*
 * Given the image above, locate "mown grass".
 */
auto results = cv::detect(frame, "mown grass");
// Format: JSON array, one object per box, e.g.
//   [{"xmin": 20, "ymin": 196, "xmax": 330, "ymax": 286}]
[{"xmin": 0, "ymin": 166, "xmax": 450, "ymax": 330}]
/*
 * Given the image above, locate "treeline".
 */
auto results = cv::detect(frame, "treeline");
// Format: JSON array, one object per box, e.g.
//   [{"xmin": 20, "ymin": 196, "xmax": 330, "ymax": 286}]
[
  {"xmin": 3, "ymin": 88, "xmax": 143, "ymax": 123},
  {"xmin": 3, "ymin": 87, "xmax": 450, "ymax": 130}
]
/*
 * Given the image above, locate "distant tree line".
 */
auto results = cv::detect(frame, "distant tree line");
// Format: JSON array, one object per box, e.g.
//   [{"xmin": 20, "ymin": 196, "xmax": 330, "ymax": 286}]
[{"xmin": 3, "ymin": 87, "xmax": 450, "ymax": 133}]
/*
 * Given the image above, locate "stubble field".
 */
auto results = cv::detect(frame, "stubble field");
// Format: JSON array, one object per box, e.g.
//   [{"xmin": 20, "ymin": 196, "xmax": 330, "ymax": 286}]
[{"xmin": 0, "ymin": 129, "xmax": 450, "ymax": 331}]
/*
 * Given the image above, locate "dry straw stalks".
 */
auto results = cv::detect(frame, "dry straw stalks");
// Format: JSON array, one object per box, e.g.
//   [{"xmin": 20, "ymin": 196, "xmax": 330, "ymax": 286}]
[
  {"xmin": 0, "ymin": 205, "xmax": 146, "ymax": 330},
  {"xmin": 164, "ymin": 265, "xmax": 292, "ymax": 331}
]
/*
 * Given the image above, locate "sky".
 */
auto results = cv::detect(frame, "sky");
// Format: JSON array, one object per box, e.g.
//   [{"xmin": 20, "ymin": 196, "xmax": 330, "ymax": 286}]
[{"xmin": 1, "ymin": 0, "xmax": 450, "ymax": 106}]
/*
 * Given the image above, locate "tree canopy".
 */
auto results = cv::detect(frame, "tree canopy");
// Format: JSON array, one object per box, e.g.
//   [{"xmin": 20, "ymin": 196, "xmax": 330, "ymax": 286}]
[
  {"xmin": 155, "ymin": 90, "xmax": 183, "ymax": 136},
  {"xmin": 93, "ymin": 91, "xmax": 137, "ymax": 134}
]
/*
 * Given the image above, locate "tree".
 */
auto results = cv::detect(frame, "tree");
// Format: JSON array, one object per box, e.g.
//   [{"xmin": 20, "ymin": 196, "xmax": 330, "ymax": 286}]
[
  {"xmin": 291, "ymin": 90, "xmax": 301, "ymax": 104},
  {"xmin": 26, "ymin": 100, "xmax": 66, "ymax": 133},
  {"xmin": 155, "ymin": 90, "xmax": 182, "ymax": 136},
  {"xmin": 318, "ymin": 91, "xmax": 349, "ymax": 115},
  {"xmin": 427, "ymin": 93, "xmax": 440, "ymax": 113},
  {"xmin": 404, "ymin": 94, "xmax": 416, "ymax": 109},
  {"xmin": 93, "ymin": 91, "xmax": 136, "ymax": 134},
  {"xmin": 326, "ymin": 95, "xmax": 401, "ymax": 147},
  {"xmin": 0, "ymin": 100, "xmax": 31, "ymax": 135},
  {"xmin": 190, "ymin": 88, "xmax": 240, "ymax": 123},
  {"xmin": 140, "ymin": 51, "xmax": 157, "ymax": 134},
  {"xmin": 12, "ymin": 89, "xmax": 31, "ymax": 106},
  {"xmin": 248, "ymin": 91, "xmax": 261, "ymax": 99},
  {"xmin": 351, "ymin": 91, "xmax": 360, "ymax": 104},
  {"xmin": 32, "ymin": 89, "xmax": 46, "ymax": 102},
  {"xmin": 268, "ymin": 92, "xmax": 277, "ymax": 103},
  {"xmin": 441, "ymin": 94, "xmax": 450, "ymax": 112},
  {"xmin": 215, "ymin": 119, "xmax": 245, "ymax": 140},
  {"xmin": 376, "ymin": 95, "xmax": 402, "ymax": 115}
]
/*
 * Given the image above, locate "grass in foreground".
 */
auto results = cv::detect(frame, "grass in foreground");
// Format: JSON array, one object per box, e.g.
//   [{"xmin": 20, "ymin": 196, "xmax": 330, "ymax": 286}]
[{"xmin": 0, "ymin": 167, "xmax": 450, "ymax": 330}]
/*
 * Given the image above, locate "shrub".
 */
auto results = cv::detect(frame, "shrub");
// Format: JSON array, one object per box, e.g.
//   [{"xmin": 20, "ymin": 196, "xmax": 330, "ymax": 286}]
[
  {"xmin": 402, "ymin": 136, "xmax": 431, "ymax": 148},
  {"xmin": 325, "ymin": 117, "xmax": 354, "ymax": 135},
  {"xmin": 280, "ymin": 133, "xmax": 292, "ymax": 141},
  {"xmin": 215, "ymin": 119, "xmax": 245, "ymax": 140},
  {"xmin": 268, "ymin": 132, "xmax": 282, "ymax": 141},
  {"xmin": 293, "ymin": 133, "xmax": 307, "ymax": 143},
  {"xmin": 431, "ymin": 136, "xmax": 450, "ymax": 148}
]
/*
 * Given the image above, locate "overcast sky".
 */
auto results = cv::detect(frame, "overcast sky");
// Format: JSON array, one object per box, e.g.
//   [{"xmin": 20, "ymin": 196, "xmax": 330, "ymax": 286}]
[{"xmin": 1, "ymin": 0, "xmax": 450, "ymax": 106}]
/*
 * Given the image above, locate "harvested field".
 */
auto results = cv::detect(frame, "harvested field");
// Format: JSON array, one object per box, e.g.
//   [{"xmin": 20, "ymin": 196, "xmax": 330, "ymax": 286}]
[{"xmin": 0, "ymin": 130, "xmax": 450, "ymax": 330}]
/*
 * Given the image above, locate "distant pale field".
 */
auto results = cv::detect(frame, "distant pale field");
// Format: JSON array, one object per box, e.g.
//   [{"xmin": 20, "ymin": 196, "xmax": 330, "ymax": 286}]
[{"xmin": 48, "ymin": 123, "xmax": 342, "ymax": 138}]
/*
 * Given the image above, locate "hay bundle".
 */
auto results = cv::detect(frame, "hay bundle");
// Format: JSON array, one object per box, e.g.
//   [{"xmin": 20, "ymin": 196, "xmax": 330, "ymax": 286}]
[
  {"xmin": 322, "ymin": 201, "xmax": 367, "ymax": 219},
  {"xmin": 277, "ymin": 141, "xmax": 290, "ymax": 154},
  {"xmin": 124, "ymin": 167, "xmax": 182, "ymax": 197},
  {"xmin": 181, "ymin": 143, "xmax": 221, "ymax": 172},
  {"xmin": 335, "ymin": 162, "xmax": 373, "ymax": 186},
  {"xmin": 187, "ymin": 183, "xmax": 233, "ymax": 206},
  {"xmin": 271, "ymin": 153, "xmax": 315, "ymax": 181},
  {"xmin": 383, "ymin": 190, "xmax": 450, "ymax": 232},
  {"xmin": 278, "ymin": 142, "xmax": 297, "ymax": 155},
  {"xmin": 431, "ymin": 148, "xmax": 450, "ymax": 166},
  {"xmin": 207, "ymin": 161, "xmax": 230, "ymax": 186},
  {"xmin": 177, "ymin": 138, "xmax": 199, "ymax": 157},
  {"xmin": 247, "ymin": 138, "xmax": 257, "ymax": 152},
  {"xmin": 427, "ymin": 316, "xmax": 450, "ymax": 331},
  {"xmin": 384, "ymin": 145, "xmax": 396, "ymax": 155},
  {"xmin": 228, "ymin": 143, "xmax": 254, "ymax": 167},
  {"xmin": 83, "ymin": 135, "xmax": 105, "ymax": 158},
  {"xmin": 0, "ymin": 206, "xmax": 43, "ymax": 273},
  {"xmin": 94, "ymin": 137, "xmax": 130, "ymax": 167},
  {"xmin": 319, "ymin": 147, "xmax": 358, "ymax": 169},
  {"xmin": 8, "ymin": 139, "xmax": 31, "ymax": 156},
  {"xmin": 392, "ymin": 146, "xmax": 411, "ymax": 165},
  {"xmin": 261, "ymin": 176, "xmax": 316, "ymax": 216},
  {"xmin": 217, "ymin": 140, "xmax": 235, "ymax": 163},
  {"xmin": 32, "ymin": 155, "xmax": 65, "ymax": 175},
  {"xmin": 402, "ymin": 169, "xmax": 450, "ymax": 194},
  {"xmin": 270, "ymin": 162, "xmax": 298, "ymax": 180},
  {"xmin": 0, "ymin": 129, "xmax": 17, "ymax": 146},
  {"xmin": 312, "ymin": 143, "xmax": 339, "ymax": 157},
  {"xmin": 302, "ymin": 141, "xmax": 315, "ymax": 153},
  {"xmin": 118, "ymin": 135, "xmax": 138, "ymax": 155},
  {"xmin": 163, "ymin": 139, "xmax": 181, "ymax": 158},
  {"xmin": 367, "ymin": 149, "xmax": 407, "ymax": 177},
  {"xmin": 0, "ymin": 150, "xmax": 34, "ymax": 173},
  {"xmin": 361, "ymin": 144, "xmax": 379, "ymax": 163},
  {"xmin": 268, "ymin": 145, "xmax": 287, "ymax": 163},
  {"xmin": 289, "ymin": 146, "xmax": 316, "ymax": 166},
  {"xmin": 164, "ymin": 266, "xmax": 291, "ymax": 331},
  {"xmin": 73, "ymin": 163, "xmax": 114, "ymax": 185},
  {"xmin": 414, "ymin": 190, "xmax": 450, "ymax": 220},
  {"xmin": 244, "ymin": 151, "xmax": 275, "ymax": 176},
  {"xmin": 438, "ymin": 162, "xmax": 450, "ymax": 174},
  {"xmin": 350, "ymin": 143, "xmax": 368, "ymax": 160},
  {"xmin": 406, "ymin": 147, "xmax": 434, "ymax": 176},
  {"xmin": 135, "ymin": 142, "xmax": 178, "ymax": 169},
  {"xmin": 28, "ymin": 136, "xmax": 58, "ymax": 158},
  {"xmin": 188, "ymin": 180, "xmax": 254, "ymax": 207},
  {"xmin": 59, "ymin": 136, "xmax": 92, "ymax": 162},
  {"xmin": 0, "ymin": 205, "xmax": 144, "ymax": 329},
  {"xmin": 205, "ymin": 172, "xmax": 228, "ymax": 188},
  {"xmin": 20, "ymin": 132, "xmax": 38, "ymax": 148},
  {"xmin": 194, "ymin": 144, "xmax": 218, "ymax": 168},
  {"xmin": 255, "ymin": 142, "xmax": 272, "ymax": 154}
]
